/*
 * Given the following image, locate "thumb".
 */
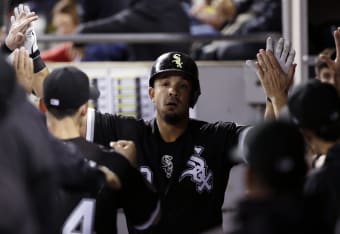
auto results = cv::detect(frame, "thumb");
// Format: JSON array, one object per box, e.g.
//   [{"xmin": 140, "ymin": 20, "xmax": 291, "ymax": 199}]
[
  {"xmin": 245, "ymin": 59, "xmax": 257, "ymax": 72},
  {"xmin": 287, "ymin": 63, "xmax": 297, "ymax": 84}
]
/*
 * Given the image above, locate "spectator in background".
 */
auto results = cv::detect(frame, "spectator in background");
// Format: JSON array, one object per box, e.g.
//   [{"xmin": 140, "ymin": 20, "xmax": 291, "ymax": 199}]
[
  {"xmin": 76, "ymin": 0, "xmax": 190, "ymax": 60},
  {"xmin": 77, "ymin": 0, "xmax": 128, "ymax": 23},
  {"xmin": 41, "ymin": 0, "xmax": 128, "ymax": 61},
  {"xmin": 189, "ymin": 0, "xmax": 236, "ymax": 33},
  {"xmin": 314, "ymin": 48, "xmax": 340, "ymax": 93},
  {"xmin": 194, "ymin": 0, "xmax": 282, "ymax": 60},
  {"xmin": 231, "ymin": 120, "xmax": 308, "ymax": 234}
]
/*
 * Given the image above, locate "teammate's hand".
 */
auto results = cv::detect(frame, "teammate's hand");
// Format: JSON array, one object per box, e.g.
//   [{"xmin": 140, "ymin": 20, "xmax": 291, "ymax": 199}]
[
  {"xmin": 255, "ymin": 49, "xmax": 296, "ymax": 117},
  {"xmin": 19, "ymin": 4, "xmax": 39, "ymax": 56},
  {"xmin": 5, "ymin": 4, "xmax": 38, "ymax": 51},
  {"xmin": 12, "ymin": 47, "xmax": 34, "ymax": 93},
  {"xmin": 319, "ymin": 27, "xmax": 340, "ymax": 94},
  {"xmin": 246, "ymin": 36, "xmax": 296, "ymax": 74},
  {"xmin": 266, "ymin": 37, "xmax": 296, "ymax": 74},
  {"xmin": 110, "ymin": 140, "xmax": 137, "ymax": 167}
]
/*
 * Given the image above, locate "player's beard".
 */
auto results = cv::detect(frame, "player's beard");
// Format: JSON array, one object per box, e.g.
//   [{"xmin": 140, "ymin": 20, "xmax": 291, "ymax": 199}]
[
  {"xmin": 163, "ymin": 112, "xmax": 183, "ymax": 125},
  {"xmin": 162, "ymin": 109, "xmax": 189, "ymax": 125}
]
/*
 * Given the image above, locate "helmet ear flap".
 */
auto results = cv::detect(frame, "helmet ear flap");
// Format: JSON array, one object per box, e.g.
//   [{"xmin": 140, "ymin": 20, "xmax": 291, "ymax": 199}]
[{"xmin": 190, "ymin": 89, "xmax": 200, "ymax": 108}]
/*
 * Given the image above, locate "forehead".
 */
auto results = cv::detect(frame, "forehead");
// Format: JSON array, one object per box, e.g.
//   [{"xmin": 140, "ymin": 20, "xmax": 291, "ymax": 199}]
[
  {"xmin": 154, "ymin": 72, "xmax": 191, "ymax": 83},
  {"xmin": 320, "ymin": 67, "xmax": 334, "ymax": 73}
]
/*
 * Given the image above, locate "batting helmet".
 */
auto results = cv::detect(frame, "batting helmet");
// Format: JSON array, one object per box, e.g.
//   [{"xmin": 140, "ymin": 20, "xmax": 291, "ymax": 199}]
[{"xmin": 149, "ymin": 52, "xmax": 201, "ymax": 108}]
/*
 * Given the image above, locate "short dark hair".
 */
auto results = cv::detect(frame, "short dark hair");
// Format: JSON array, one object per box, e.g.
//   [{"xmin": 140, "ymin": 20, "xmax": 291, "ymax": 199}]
[
  {"xmin": 288, "ymin": 80, "xmax": 340, "ymax": 141},
  {"xmin": 46, "ymin": 107, "xmax": 79, "ymax": 120}
]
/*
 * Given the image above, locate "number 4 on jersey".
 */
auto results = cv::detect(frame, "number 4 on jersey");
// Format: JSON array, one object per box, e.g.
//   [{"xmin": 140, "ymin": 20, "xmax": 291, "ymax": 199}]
[{"xmin": 62, "ymin": 199, "xmax": 96, "ymax": 234}]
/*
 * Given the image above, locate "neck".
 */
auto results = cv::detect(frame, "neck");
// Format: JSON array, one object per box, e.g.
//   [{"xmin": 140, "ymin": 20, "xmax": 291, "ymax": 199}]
[
  {"xmin": 156, "ymin": 114, "xmax": 188, "ymax": 142},
  {"xmin": 46, "ymin": 113, "xmax": 81, "ymax": 140}
]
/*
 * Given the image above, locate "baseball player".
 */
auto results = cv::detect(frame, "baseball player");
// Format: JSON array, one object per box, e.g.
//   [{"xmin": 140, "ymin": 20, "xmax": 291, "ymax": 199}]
[
  {"xmin": 42, "ymin": 66, "xmax": 160, "ymax": 234},
  {"xmin": 231, "ymin": 120, "xmax": 308, "ymax": 234},
  {"xmin": 84, "ymin": 49, "xmax": 293, "ymax": 233}
]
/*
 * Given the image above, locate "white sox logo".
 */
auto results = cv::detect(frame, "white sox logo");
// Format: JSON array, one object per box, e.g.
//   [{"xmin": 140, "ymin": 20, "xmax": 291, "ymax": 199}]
[
  {"xmin": 161, "ymin": 155, "xmax": 174, "ymax": 179},
  {"xmin": 179, "ymin": 146, "xmax": 213, "ymax": 193},
  {"xmin": 172, "ymin": 53, "xmax": 183, "ymax": 68}
]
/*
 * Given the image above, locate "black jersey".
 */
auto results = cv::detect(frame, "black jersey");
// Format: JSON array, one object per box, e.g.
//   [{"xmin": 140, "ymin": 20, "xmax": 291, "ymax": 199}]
[
  {"xmin": 88, "ymin": 110, "xmax": 246, "ymax": 233},
  {"xmin": 304, "ymin": 143, "xmax": 340, "ymax": 234},
  {"xmin": 58, "ymin": 137, "xmax": 159, "ymax": 234},
  {"xmin": 0, "ymin": 85, "xmax": 113, "ymax": 234}
]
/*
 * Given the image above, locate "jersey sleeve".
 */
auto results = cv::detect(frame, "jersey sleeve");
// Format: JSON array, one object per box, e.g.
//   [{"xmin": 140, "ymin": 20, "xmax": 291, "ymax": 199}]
[
  {"xmin": 51, "ymin": 136, "xmax": 106, "ymax": 194},
  {"xmin": 214, "ymin": 121, "xmax": 250, "ymax": 166},
  {"xmin": 87, "ymin": 109, "xmax": 143, "ymax": 147},
  {"xmin": 97, "ymin": 149, "xmax": 160, "ymax": 231}
]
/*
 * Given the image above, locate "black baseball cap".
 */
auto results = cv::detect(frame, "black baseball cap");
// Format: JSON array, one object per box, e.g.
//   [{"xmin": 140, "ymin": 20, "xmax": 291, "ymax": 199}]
[
  {"xmin": 287, "ymin": 79, "xmax": 340, "ymax": 140},
  {"xmin": 43, "ymin": 66, "xmax": 99, "ymax": 110},
  {"xmin": 244, "ymin": 120, "xmax": 307, "ymax": 192}
]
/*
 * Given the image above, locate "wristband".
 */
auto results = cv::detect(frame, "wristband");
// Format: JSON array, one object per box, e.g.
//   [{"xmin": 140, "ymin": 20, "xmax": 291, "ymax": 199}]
[
  {"xmin": 31, "ymin": 50, "xmax": 46, "ymax": 73},
  {"xmin": 1, "ymin": 43, "xmax": 13, "ymax": 54}
]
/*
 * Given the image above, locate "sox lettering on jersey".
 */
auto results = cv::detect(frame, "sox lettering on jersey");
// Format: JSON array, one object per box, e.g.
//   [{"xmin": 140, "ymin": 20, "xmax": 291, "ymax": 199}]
[{"xmin": 179, "ymin": 146, "xmax": 213, "ymax": 193}]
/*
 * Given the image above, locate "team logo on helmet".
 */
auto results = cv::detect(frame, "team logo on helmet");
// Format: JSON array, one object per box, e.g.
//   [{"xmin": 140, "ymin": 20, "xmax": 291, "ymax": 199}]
[{"xmin": 172, "ymin": 53, "xmax": 183, "ymax": 69}]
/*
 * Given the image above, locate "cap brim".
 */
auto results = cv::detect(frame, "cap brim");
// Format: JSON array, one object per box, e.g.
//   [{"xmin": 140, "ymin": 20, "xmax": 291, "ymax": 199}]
[{"xmin": 89, "ymin": 87, "xmax": 100, "ymax": 100}]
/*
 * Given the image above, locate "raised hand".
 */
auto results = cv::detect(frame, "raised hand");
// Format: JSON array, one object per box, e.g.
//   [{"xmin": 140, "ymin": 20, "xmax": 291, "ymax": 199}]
[
  {"xmin": 14, "ymin": 4, "xmax": 39, "ymax": 56},
  {"xmin": 267, "ymin": 37, "xmax": 296, "ymax": 74},
  {"xmin": 319, "ymin": 27, "xmax": 340, "ymax": 94},
  {"xmin": 255, "ymin": 49, "xmax": 296, "ymax": 117},
  {"xmin": 12, "ymin": 47, "xmax": 34, "ymax": 93},
  {"xmin": 5, "ymin": 4, "xmax": 38, "ymax": 51}
]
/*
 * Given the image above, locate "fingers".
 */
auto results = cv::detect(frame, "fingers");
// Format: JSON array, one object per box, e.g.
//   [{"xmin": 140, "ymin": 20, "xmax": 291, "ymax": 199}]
[
  {"xmin": 255, "ymin": 61, "xmax": 264, "ymax": 79},
  {"xmin": 110, "ymin": 140, "xmax": 133, "ymax": 148},
  {"xmin": 287, "ymin": 63, "xmax": 297, "ymax": 88},
  {"xmin": 285, "ymin": 48, "xmax": 296, "ymax": 67},
  {"xmin": 13, "ymin": 47, "xmax": 29, "ymax": 71},
  {"xmin": 266, "ymin": 36, "xmax": 274, "ymax": 52},
  {"xmin": 267, "ymin": 50, "xmax": 281, "ymax": 70},
  {"xmin": 14, "ymin": 7, "xmax": 19, "ymax": 19},
  {"xmin": 12, "ymin": 49, "xmax": 19, "ymax": 70},
  {"xmin": 18, "ymin": 4, "xmax": 25, "ymax": 14},
  {"xmin": 10, "ymin": 15, "xmax": 15, "ymax": 25},
  {"xmin": 258, "ymin": 49, "xmax": 274, "ymax": 70},
  {"xmin": 280, "ymin": 39, "xmax": 291, "ymax": 63},
  {"xmin": 274, "ymin": 38, "xmax": 284, "ymax": 59},
  {"xmin": 245, "ymin": 59, "xmax": 257, "ymax": 72},
  {"xmin": 24, "ymin": 5, "xmax": 31, "ymax": 14},
  {"xmin": 334, "ymin": 27, "xmax": 340, "ymax": 61}
]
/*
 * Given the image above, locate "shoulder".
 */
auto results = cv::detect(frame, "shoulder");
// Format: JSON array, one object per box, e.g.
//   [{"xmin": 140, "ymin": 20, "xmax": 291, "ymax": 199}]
[{"xmin": 190, "ymin": 119, "xmax": 246, "ymax": 134}]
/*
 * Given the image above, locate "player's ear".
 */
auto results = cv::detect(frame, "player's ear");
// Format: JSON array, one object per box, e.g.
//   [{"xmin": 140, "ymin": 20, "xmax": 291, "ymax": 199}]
[
  {"xmin": 148, "ymin": 86, "xmax": 155, "ymax": 103},
  {"xmin": 79, "ymin": 103, "xmax": 88, "ymax": 116}
]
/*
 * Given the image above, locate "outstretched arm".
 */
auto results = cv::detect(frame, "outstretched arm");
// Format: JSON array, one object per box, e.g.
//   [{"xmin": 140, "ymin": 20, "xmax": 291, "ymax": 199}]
[
  {"xmin": 247, "ymin": 37, "xmax": 296, "ymax": 119},
  {"xmin": 255, "ymin": 48, "xmax": 296, "ymax": 118}
]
